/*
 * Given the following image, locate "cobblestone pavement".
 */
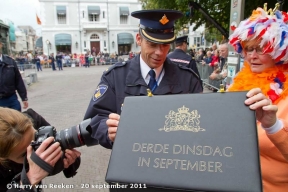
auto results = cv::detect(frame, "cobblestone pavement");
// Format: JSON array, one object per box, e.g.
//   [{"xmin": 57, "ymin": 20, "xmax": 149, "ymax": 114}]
[{"xmin": 25, "ymin": 65, "xmax": 211, "ymax": 192}]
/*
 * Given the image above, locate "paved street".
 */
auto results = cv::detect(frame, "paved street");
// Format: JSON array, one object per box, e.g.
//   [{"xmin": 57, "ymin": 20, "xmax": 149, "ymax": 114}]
[
  {"xmin": 27, "ymin": 65, "xmax": 111, "ymax": 192},
  {"xmin": 25, "ymin": 65, "xmax": 211, "ymax": 192}
]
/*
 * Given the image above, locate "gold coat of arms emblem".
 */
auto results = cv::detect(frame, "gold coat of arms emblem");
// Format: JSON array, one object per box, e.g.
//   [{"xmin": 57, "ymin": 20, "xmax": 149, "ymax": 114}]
[{"xmin": 159, "ymin": 106, "xmax": 205, "ymax": 132}]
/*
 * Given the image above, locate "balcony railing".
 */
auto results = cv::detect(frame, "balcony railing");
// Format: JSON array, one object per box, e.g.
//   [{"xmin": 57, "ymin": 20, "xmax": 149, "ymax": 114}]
[{"xmin": 82, "ymin": 21, "xmax": 107, "ymax": 30}]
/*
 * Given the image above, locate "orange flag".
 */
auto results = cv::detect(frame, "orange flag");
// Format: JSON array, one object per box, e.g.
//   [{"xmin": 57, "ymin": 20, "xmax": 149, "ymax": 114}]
[{"xmin": 36, "ymin": 14, "xmax": 42, "ymax": 25}]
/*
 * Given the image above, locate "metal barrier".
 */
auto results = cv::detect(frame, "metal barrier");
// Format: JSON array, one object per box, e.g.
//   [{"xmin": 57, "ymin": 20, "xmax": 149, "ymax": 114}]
[
  {"xmin": 17, "ymin": 64, "xmax": 38, "ymax": 85},
  {"xmin": 17, "ymin": 64, "xmax": 37, "ymax": 76},
  {"xmin": 196, "ymin": 62, "xmax": 222, "ymax": 90}
]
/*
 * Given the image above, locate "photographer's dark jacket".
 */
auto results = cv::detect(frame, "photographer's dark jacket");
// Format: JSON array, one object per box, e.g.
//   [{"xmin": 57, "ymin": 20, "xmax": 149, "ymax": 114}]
[
  {"xmin": 0, "ymin": 109, "xmax": 80, "ymax": 192},
  {"xmin": 0, "ymin": 55, "xmax": 27, "ymax": 101},
  {"xmin": 84, "ymin": 54, "xmax": 203, "ymax": 149}
]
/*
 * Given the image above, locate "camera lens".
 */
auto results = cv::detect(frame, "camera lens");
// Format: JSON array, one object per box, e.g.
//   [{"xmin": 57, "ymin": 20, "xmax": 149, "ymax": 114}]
[{"xmin": 56, "ymin": 125, "xmax": 85, "ymax": 150}]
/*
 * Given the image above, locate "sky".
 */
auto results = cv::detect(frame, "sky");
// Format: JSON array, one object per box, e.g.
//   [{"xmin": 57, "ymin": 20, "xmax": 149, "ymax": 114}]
[{"xmin": 0, "ymin": 0, "xmax": 41, "ymax": 35}]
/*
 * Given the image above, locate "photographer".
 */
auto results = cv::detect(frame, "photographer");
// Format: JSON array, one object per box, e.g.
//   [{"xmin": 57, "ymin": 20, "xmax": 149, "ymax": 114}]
[{"xmin": 0, "ymin": 107, "xmax": 81, "ymax": 192}]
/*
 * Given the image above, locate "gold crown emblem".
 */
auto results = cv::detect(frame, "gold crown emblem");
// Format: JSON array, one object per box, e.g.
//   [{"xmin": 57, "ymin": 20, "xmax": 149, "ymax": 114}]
[
  {"xmin": 178, "ymin": 105, "xmax": 189, "ymax": 113},
  {"xmin": 159, "ymin": 14, "xmax": 169, "ymax": 25},
  {"xmin": 263, "ymin": 3, "xmax": 280, "ymax": 16},
  {"xmin": 159, "ymin": 106, "xmax": 205, "ymax": 132}
]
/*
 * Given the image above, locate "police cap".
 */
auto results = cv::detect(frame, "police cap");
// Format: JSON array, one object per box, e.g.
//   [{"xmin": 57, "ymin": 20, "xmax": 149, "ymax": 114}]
[
  {"xmin": 175, "ymin": 35, "xmax": 188, "ymax": 45},
  {"xmin": 131, "ymin": 10, "xmax": 183, "ymax": 44}
]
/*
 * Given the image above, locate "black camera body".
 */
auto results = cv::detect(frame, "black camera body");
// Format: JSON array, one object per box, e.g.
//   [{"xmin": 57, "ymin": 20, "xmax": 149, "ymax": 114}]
[{"xmin": 31, "ymin": 118, "xmax": 98, "ymax": 151}]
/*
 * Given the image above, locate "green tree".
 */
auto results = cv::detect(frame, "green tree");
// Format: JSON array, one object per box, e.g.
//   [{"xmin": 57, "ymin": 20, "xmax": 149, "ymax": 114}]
[
  {"xmin": 204, "ymin": 28, "xmax": 223, "ymax": 43},
  {"xmin": 140, "ymin": 0, "xmax": 288, "ymax": 41}
]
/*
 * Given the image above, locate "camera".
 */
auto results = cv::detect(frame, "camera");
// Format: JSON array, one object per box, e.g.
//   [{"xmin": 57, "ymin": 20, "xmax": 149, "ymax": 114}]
[{"xmin": 31, "ymin": 118, "xmax": 98, "ymax": 151}]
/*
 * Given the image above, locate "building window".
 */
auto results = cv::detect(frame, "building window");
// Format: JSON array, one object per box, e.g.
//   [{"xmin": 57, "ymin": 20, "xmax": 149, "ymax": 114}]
[
  {"xmin": 56, "ymin": 6, "xmax": 67, "ymax": 24},
  {"xmin": 104, "ymin": 40, "xmax": 106, "ymax": 47},
  {"xmin": 89, "ymin": 14, "xmax": 99, "ymax": 22},
  {"xmin": 120, "ymin": 15, "xmax": 128, "ymax": 24},
  {"xmin": 119, "ymin": 7, "xmax": 129, "ymax": 24},
  {"xmin": 88, "ymin": 6, "xmax": 100, "ymax": 22},
  {"xmin": 90, "ymin": 34, "xmax": 99, "ymax": 39},
  {"xmin": 197, "ymin": 37, "xmax": 201, "ymax": 47},
  {"xmin": 84, "ymin": 41, "xmax": 86, "ymax": 47},
  {"xmin": 83, "ymin": 11, "xmax": 85, "ymax": 18},
  {"xmin": 103, "ymin": 11, "xmax": 105, "ymax": 18}
]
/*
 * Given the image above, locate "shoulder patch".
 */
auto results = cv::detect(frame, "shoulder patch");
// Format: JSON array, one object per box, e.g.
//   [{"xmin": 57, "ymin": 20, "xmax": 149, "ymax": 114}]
[
  {"xmin": 93, "ymin": 84, "xmax": 108, "ymax": 101},
  {"xmin": 104, "ymin": 61, "xmax": 127, "ymax": 75}
]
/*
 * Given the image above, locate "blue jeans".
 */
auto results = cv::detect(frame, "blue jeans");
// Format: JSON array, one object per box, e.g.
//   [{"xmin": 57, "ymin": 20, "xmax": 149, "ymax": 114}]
[
  {"xmin": 19, "ymin": 64, "xmax": 25, "ymax": 71},
  {"xmin": 36, "ymin": 62, "xmax": 42, "ymax": 71},
  {"xmin": 0, "ymin": 93, "xmax": 21, "ymax": 111},
  {"xmin": 51, "ymin": 62, "xmax": 56, "ymax": 70},
  {"xmin": 57, "ymin": 60, "xmax": 63, "ymax": 70}
]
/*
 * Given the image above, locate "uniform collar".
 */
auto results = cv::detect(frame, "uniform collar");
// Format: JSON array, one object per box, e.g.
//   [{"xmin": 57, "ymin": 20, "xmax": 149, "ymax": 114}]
[
  {"xmin": 0, "ymin": 54, "xmax": 2, "ymax": 61},
  {"xmin": 174, "ymin": 48, "xmax": 185, "ymax": 53},
  {"xmin": 126, "ymin": 54, "xmax": 179, "ymax": 87},
  {"xmin": 140, "ymin": 55, "xmax": 164, "ymax": 84}
]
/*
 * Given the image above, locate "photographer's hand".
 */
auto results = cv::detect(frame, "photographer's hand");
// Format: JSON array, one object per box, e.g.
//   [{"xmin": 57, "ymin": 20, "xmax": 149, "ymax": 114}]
[
  {"xmin": 63, "ymin": 149, "xmax": 81, "ymax": 168},
  {"xmin": 26, "ymin": 137, "xmax": 62, "ymax": 185},
  {"xmin": 107, "ymin": 113, "xmax": 120, "ymax": 142}
]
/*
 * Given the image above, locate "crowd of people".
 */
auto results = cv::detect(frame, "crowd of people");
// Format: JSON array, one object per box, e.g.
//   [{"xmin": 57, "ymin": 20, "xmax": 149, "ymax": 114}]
[
  {"xmin": 12, "ymin": 50, "xmax": 136, "ymax": 71},
  {"xmin": 0, "ymin": 5, "xmax": 288, "ymax": 192}
]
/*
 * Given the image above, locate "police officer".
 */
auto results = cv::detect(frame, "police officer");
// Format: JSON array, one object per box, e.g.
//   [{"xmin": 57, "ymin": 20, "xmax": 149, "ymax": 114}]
[
  {"xmin": 84, "ymin": 10, "xmax": 203, "ymax": 149},
  {"xmin": 49, "ymin": 53, "xmax": 56, "ymax": 71},
  {"xmin": 167, "ymin": 35, "xmax": 201, "ymax": 79},
  {"xmin": 0, "ymin": 39, "xmax": 28, "ymax": 111},
  {"xmin": 55, "ymin": 52, "xmax": 63, "ymax": 70}
]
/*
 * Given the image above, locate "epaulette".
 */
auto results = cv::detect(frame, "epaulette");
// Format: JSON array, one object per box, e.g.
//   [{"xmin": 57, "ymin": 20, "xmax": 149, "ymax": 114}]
[
  {"xmin": 103, "ymin": 61, "xmax": 127, "ymax": 75},
  {"xmin": 2, "ymin": 55, "xmax": 15, "ymax": 64},
  {"xmin": 178, "ymin": 64, "xmax": 200, "ymax": 79},
  {"xmin": 3, "ymin": 54, "xmax": 14, "ymax": 60}
]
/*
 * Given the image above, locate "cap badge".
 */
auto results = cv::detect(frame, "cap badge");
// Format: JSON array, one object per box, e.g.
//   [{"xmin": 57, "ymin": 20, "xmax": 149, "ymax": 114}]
[{"xmin": 159, "ymin": 14, "xmax": 169, "ymax": 25}]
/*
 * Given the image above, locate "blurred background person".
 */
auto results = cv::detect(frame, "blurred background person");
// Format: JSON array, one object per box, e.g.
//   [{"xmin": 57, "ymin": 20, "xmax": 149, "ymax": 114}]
[{"xmin": 0, "ymin": 39, "xmax": 28, "ymax": 111}]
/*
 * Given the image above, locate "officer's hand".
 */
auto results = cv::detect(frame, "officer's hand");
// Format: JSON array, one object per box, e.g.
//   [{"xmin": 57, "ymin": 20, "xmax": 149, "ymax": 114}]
[
  {"xmin": 26, "ymin": 137, "xmax": 62, "ymax": 185},
  {"xmin": 245, "ymin": 88, "xmax": 278, "ymax": 128},
  {"xmin": 23, "ymin": 101, "xmax": 29, "ymax": 109},
  {"xmin": 63, "ymin": 149, "xmax": 81, "ymax": 168},
  {"xmin": 107, "ymin": 113, "xmax": 120, "ymax": 142}
]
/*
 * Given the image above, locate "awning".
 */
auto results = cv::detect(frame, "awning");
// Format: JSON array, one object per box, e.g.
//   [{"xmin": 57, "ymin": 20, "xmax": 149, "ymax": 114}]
[
  {"xmin": 117, "ymin": 33, "xmax": 134, "ymax": 44},
  {"xmin": 35, "ymin": 37, "xmax": 43, "ymax": 48},
  {"xmin": 119, "ymin": 7, "xmax": 129, "ymax": 16},
  {"xmin": 88, "ymin": 6, "xmax": 100, "ymax": 15},
  {"xmin": 55, "ymin": 34, "xmax": 71, "ymax": 45},
  {"xmin": 57, "ymin": 6, "xmax": 66, "ymax": 15}
]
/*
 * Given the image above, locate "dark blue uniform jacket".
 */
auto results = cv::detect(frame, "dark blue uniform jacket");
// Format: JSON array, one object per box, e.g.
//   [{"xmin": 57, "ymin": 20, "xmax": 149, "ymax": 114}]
[
  {"xmin": 84, "ymin": 54, "xmax": 203, "ymax": 149},
  {"xmin": 0, "ymin": 55, "xmax": 27, "ymax": 101},
  {"xmin": 167, "ymin": 49, "xmax": 201, "ymax": 79}
]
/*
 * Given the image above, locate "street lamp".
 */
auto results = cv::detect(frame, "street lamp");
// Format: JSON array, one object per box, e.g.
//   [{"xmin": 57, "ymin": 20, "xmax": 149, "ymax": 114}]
[
  {"xmin": 183, "ymin": 24, "xmax": 189, "ymax": 35},
  {"xmin": 46, "ymin": 40, "xmax": 50, "ymax": 56}
]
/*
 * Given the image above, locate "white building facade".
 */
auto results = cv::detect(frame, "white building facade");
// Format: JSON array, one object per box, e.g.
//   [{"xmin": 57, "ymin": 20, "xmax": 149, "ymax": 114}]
[
  {"xmin": 18, "ymin": 26, "xmax": 37, "ymax": 52},
  {"xmin": 39, "ymin": 0, "xmax": 142, "ymax": 55},
  {"xmin": 14, "ymin": 31, "xmax": 27, "ymax": 52}
]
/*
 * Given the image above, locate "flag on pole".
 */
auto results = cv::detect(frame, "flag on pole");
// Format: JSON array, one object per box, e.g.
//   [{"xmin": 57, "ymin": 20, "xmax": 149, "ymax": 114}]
[{"xmin": 36, "ymin": 14, "xmax": 42, "ymax": 25}]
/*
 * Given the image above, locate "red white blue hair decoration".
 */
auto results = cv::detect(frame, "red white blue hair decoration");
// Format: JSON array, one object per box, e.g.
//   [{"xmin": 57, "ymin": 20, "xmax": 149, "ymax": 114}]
[{"xmin": 229, "ymin": 4, "xmax": 288, "ymax": 64}]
